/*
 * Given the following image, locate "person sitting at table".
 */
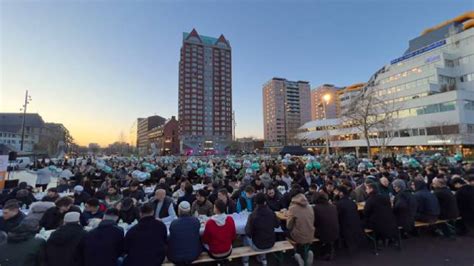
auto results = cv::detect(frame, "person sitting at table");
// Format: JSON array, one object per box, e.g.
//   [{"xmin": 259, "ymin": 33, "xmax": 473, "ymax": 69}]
[
  {"xmin": 392, "ymin": 179, "xmax": 417, "ymax": 236},
  {"xmin": 124, "ymin": 203, "xmax": 167, "ymax": 266},
  {"xmin": 412, "ymin": 180, "xmax": 440, "ymax": 223},
  {"xmin": 117, "ymin": 197, "xmax": 140, "ymax": 224},
  {"xmin": 105, "ymin": 186, "xmax": 122, "ymax": 207},
  {"xmin": 191, "ymin": 189, "xmax": 214, "ymax": 216},
  {"xmin": 151, "ymin": 189, "xmax": 177, "ymax": 224},
  {"xmin": 202, "ymin": 199, "xmax": 236, "ymax": 260},
  {"xmin": 80, "ymin": 198, "xmax": 104, "ymax": 226},
  {"xmin": 243, "ymin": 192, "xmax": 279, "ymax": 266},
  {"xmin": 15, "ymin": 188, "xmax": 36, "ymax": 208},
  {"xmin": 236, "ymin": 185, "xmax": 255, "ymax": 213},
  {"xmin": 251, "ymin": 177, "xmax": 265, "ymax": 193},
  {"xmin": 167, "ymin": 201, "xmax": 203, "ymax": 265},
  {"xmin": 305, "ymin": 184, "xmax": 318, "ymax": 204},
  {"xmin": 45, "ymin": 212, "xmax": 86, "ymax": 266},
  {"xmin": 42, "ymin": 187, "xmax": 60, "ymax": 202},
  {"xmin": 40, "ymin": 196, "xmax": 81, "ymax": 230},
  {"xmin": 177, "ymin": 182, "xmax": 196, "ymax": 206},
  {"xmin": 73, "ymin": 185, "xmax": 91, "ymax": 206},
  {"xmin": 56, "ymin": 178, "xmax": 70, "ymax": 193},
  {"xmin": 287, "ymin": 192, "xmax": 315, "ymax": 266},
  {"xmin": 364, "ymin": 182, "xmax": 399, "ymax": 242},
  {"xmin": 334, "ymin": 185, "xmax": 364, "ymax": 253},
  {"xmin": 298, "ymin": 169, "xmax": 316, "ymax": 192},
  {"xmin": 217, "ymin": 188, "xmax": 236, "ymax": 214},
  {"xmin": 0, "ymin": 199, "xmax": 25, "ymax": 233},
  {"xmin": 312, "ymin": 192, "xmax": 339, "ymax": 260},
  {"xmin": 0, "ymin": 218, "xmax": 46, "ymax": 266},
  {"xmin": 266, "ymin": 185, "xmax": 282, "ymax": 212},
  {"xmin": 122, "ymin": 181, "xmax": 145, "ymax": 202},
  {"xmin": 24, "ymin": 200, "xmax": 55, "ymax": 228},
  {"xmin": 83, "ymin": 208, "xmax": 124, "ymax": 266}
]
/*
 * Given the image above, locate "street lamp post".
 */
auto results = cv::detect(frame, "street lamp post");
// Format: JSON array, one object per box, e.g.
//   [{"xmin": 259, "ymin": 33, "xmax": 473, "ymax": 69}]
[{"xmin": 322, "ymin": 94, "xmax": 331, "ymax": 155}]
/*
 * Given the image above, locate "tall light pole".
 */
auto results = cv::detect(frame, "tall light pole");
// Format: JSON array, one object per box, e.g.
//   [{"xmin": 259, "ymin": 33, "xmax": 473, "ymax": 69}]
[
  {"xmin": 322, "ymin": 94, "xmax": 331, "ymax": 155},
  {"xmin": 20, "ymin": 90, "xmax": 32, "ymax": 151}
]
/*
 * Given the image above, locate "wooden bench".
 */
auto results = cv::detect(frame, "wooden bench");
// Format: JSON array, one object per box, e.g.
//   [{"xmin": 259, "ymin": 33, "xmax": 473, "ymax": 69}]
[{"xmin": 162, "ymin": 240, "xmax": 294, "ymax": 265}]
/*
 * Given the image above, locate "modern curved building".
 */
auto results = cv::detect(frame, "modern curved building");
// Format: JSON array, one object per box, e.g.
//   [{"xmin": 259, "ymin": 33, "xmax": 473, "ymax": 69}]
[{"xmin": 298, "ymin": 11, "xmax": 474, "ymax": 156}]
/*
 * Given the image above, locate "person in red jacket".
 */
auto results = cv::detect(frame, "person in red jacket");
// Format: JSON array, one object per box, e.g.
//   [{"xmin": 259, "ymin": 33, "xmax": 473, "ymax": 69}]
[{"xmin": 202, "ymin": 199, "xmax": 236, "ymax": 259}]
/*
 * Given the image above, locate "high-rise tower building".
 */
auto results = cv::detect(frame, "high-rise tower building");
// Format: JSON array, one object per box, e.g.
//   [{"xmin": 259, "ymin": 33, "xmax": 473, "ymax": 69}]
[
  {"xmin": 263, "ymin": 78, "xmax": 311, "ymax": 148},
  {"xmin": 178, "ymin": 29, "xmax": 232, "ymax": 155}
]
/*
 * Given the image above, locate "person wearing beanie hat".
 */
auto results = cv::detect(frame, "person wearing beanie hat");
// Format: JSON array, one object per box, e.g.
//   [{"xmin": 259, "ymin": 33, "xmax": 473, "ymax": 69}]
[
  {"xmin": 0, "ymin": 219, "xmax": 46, "ymax": 266},
  {"xmin": 393, "ymin": 179, "xmax": 418, "ymax": 235},
  {"xmin": 167, "ymin": 201, "xmax": 202, "ymax": 264},
  {"xmin": 83, "ymin": 208, "xmax": 124, "ymax": 266},
  {"xmin": 46, "ymin": 211, "xmax": 86, "ymax": 266}
]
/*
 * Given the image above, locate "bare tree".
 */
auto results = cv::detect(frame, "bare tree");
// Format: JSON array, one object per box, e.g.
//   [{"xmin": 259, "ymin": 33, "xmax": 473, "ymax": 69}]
[{"xmin": 342, "ymin": 88, "xmax": 399, "ymax": 158}]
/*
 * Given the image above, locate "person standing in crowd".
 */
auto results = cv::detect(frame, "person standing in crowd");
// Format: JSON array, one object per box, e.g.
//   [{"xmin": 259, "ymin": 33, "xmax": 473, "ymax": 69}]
[
  {"xmin": 217, "ymin": 188, "xmax": 236, "ymax": 214},
  {"xmin": 236, "ymin": 186, "xmax": 255, "ymax": 213},
  {"xmin": 80, "ymin": 198, "xmax": 104, "ymax": 226},
  {"xmin": 45, "ymin": 212, "xmax": 86, "ymax": 266},
  {"xmin": 334, "ymin": 185, "xmax": 364, "ymax": 252},
  {"xmin": 167, "ymin": 201, "xmax": 203, "ymax": 265},
  {"xmin": 73, "ymin": 185, "xmax": 91, "ymax": 206},
  {"xmin": 42, "ymin": 187, "xmax": 59, "ymax": 202},
  {"xmin": 452, "ymin": 176, "xmax": 474, "ymax": 234},
  {"xmin": 312, "ymin": 192, "xmax": 339, "ymax": 260},
  {"xmin": 151, "ymin": 189, "xmax": 177, "ymax": 223},
  {"xmin": 32, "ymin": 164, "xmax": 52, "ymax": 192},
  {"xmin": 286, "ymin": 192, "xmax": 315, "ymax": 266},
  {"xmin": 0, "ymin": 199, "xmax": 25, "ymax": 233},
  {"xmin": 191, "ymin": 189, "xmax": 213, "ymax": 216},
  {"xmin": 432, "ymin": 178, "xmax": 459, "ymax": 220},
  {"xmin": 202, "ymin": 199, "xmax": 236, "ymax": 260},
  {"xmin": 412, "ymin": 180, "xmax": 440, "ymax": 223},
  {"xmin": 364, "ymin": 182, "xmax": 399, "ymax": 243},
  {"xmin": 40, "ymin": 196, "xmax": 81, "ymax": 230},
  {"xmin": 124, "ymin": 203, "xmax": 167, "ymax": 266},
  {"xmin": 83, "ymin": 208, "xmax": 124, "ymax": 266},
  {"xmin": 392, "ymin": 179, "xmax": 417, "ymax": 236},
  {"xmin": 0, "ymin": 219, "xmax": 45, "ymax": 266},
  {"xmin": 243, "ymin": 193, "xmax": 279, "ymax": 266},
  {"xmin": 298, "ymin": 169, "xmax": 316, "ymax": 192}
]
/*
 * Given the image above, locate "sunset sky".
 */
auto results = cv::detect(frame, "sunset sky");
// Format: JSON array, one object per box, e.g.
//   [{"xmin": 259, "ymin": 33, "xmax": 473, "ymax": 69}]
[{"xmin": 1, "ymin": 0, "xmax": 471, "ymax": 146}]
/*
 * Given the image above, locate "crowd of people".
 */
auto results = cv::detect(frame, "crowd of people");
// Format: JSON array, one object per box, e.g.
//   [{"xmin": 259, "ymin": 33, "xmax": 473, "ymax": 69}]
[{"xmin": 0, "ymin": 153, "xmax": 473, "ymax": 266}]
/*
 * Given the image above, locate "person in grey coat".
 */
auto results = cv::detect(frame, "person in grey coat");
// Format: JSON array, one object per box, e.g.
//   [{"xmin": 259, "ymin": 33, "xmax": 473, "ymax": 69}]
[
  {"xmin": 29, "ymin": 164, "xmax": 52, "ymax": 191},
  {"xmin": 24, "ymin": 201, "xmax": 56, "ymax": 228}
]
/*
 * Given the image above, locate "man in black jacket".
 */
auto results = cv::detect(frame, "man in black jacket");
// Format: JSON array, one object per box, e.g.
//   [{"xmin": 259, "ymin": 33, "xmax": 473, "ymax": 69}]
[
  {"xmin": 412, "ymin": 180, "xmax": 440, "ymax": 223},
  {"xmin": 123, "ymin": 203, "xmax": 167, "ymax": 266},
  {"xmin": 45, "ymin": 212, "xmax": 86, "ymax": 266},
  {"xmin": 265, "ymin": 186, "xmax": 282, "ymax": 212},
  {"xmin": 336, "ymin": 185, "xmax": 364, "ymax": 253},
  {"xmin": 0, "ymin": 199, "xmax": 25, "ymax": 233},
  {"xmin": 83, "ymin": 208, "xmax": 124, "ymax": 266},
  {"xmin": 392, "ymin": 179, "xmax": 417, "ymax": 235},
  {"xmin": 364, "ymin": 182, "xmax": 398, "ymax": 239},
  {"xmin": 40, "ymin": 196, "xmax": 81, "ymax": 230},
  {"xmin": 452, "ymin": 176, "xmax": 474, "ymax": 234},
  {"xmin": 312, "ymin": 192, "xmax": 339, "ymax": 260},
  {"xmin": 432, "ymin": 178, "xmax": 459, "ymax": 220},
  {"xmin": 243, "ymin": 193, "xmax": 280, "ymax": 266}
]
